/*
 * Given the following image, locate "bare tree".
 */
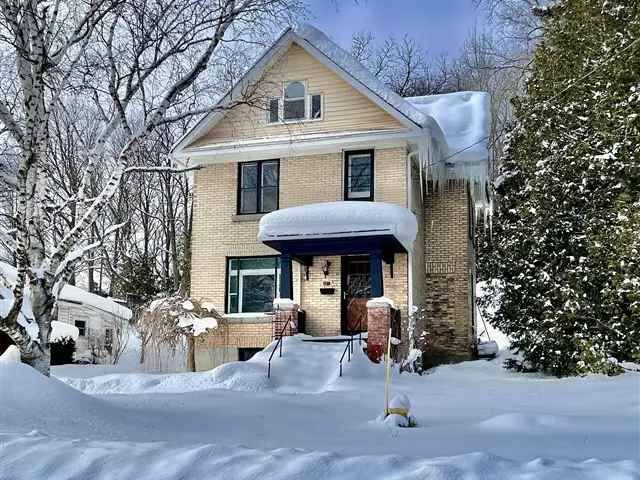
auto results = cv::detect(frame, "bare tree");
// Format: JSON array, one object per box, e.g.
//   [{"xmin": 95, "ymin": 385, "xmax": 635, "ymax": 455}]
[{"xmin": 0, "ymin": 0, "xmax": 302, "ymax": 375}]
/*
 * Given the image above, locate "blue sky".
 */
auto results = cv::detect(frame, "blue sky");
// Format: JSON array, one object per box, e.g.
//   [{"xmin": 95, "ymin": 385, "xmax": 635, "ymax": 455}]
[{"xmin": 307, "ymin": 0, "xmax": 483, "ymax": 57}]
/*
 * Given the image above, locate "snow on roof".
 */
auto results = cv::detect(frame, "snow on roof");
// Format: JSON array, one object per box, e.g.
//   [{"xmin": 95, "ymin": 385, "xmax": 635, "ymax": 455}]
[
  {"xmin": 59, "ymin": 284, "xmax": 132, "ymax": 320},
  {"xmin": 292, "ymin": 23, "xmax": 430, "ymax": 128},
  {"xmin": 50, "ymin": 321, "xmax": 79, "ymax": 342},
  {"xmin": 258, "ymin": 201, "xmax": 418, "ymax": 252},
  {"xmin": 405, "ymin": 91, "xmax": 490, "ymax": 164},
  {"xmin": 173, "ymin": 24, "xmax": 490, "ymax": 205},
  {"xmin": 0, "ymin": 262, "xmax": 132, "ymax": 324}
]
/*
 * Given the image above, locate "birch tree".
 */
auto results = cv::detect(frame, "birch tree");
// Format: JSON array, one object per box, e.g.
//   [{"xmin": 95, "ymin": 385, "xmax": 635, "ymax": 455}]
[{"xmin": 0, "ymin": 0, "xmax": 301, "ymax": 375}]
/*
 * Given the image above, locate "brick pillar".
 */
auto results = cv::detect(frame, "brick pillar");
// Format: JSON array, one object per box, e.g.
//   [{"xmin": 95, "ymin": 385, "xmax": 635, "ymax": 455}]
[
  {"xmin": 423, "ymin": 180, "xmax": 475, "ymax": 367},
  {"xmin": 366, "ymin": 299, "xmax": 392, "ymax": 362},
  {"xmin": 273, "ymin": 300, "xmax": 298, "ymax": 339}
]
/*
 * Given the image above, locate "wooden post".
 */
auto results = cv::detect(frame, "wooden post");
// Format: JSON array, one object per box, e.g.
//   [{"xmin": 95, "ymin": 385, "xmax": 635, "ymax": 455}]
[
  {"xmin": 370, "ymin": 250, "xmax": 383, "ymax": 298},
  {"xmin": 384, "ymin": 327, "xmax": 392, "ymax": 416},
  {"xmin": 187, "ymin": 335, "xmax": 196, "ymax": 372},
  {"xmin": 280, "ymin": 253, "xmax": 293, "ymax": 299}
]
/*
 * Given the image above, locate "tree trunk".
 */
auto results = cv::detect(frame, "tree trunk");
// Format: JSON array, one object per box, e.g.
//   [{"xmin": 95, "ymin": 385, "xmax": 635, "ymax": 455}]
[
  {"xmin": 187, "ymin": 335, "xmax": 196, "ymax": 372},
  {"xmin": 26, "ymin": 282, "xmax": 55, "ymax": 376},
  {"xmin": 28, "ymin": 348, "xmax": 51, "ymax": 376}
]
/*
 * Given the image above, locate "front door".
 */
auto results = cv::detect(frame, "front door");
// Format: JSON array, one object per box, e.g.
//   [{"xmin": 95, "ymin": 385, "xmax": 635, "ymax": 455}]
[{"xmin": 341, "ymin": 256, "xmax": 371, "ymax": 335}]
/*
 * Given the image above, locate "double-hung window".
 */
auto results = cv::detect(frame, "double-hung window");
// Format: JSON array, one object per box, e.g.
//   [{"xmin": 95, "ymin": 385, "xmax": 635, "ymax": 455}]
[
  {"xmin": 267, "ymin": 80, "xmax": 322, "ymax": 123},
  {"xmin": 238, "ymin": 160, "xmax": 279, "ymax": 214},
  {"xmin": 344, "ymin": 150, "xmax": 374, "ymax": 201},
  {"xmin": 283, "ymin": 81, "xmax": 306, "ymax": 120},
  {"xmin": 75, "ymin": 320, "xmax": 86, "ymax": 337},
  {"xmin": 227, "ymin": 257, "xmax": 281, "ymax": 314}
]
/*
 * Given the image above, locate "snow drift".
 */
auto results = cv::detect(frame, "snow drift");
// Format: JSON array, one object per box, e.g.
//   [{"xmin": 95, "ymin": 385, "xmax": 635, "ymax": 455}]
[{"xmin": 62, "ymin": 335, "xmax": 380, "ymax": 395}]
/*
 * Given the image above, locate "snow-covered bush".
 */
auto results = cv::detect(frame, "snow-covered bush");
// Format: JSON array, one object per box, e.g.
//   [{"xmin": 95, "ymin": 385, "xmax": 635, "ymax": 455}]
[
  {"xmin": 50, "ymin": 337, "xmax": 76, "ymax": 366},
  {"xmin": 401, "ymin": 306, "xmax": 427, "ymax": 374},
  {"xmin": 135, "ymin": 296, "xmax": 222, "ymax": 372}
]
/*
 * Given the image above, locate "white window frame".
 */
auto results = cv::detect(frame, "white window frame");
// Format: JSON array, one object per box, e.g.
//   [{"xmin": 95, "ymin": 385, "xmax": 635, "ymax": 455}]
[
  {"xmin": 282, "ymin": 80, "xmax": 307, "ymax": 121},
  {"xmin": 309, "ymin": 93, "xmax": 324, "ymax": 121},
  {"xmin": 228, "ymin": 263, "xmax": 281, "ymax": 314},
  {"xmin": 266, "ymin": 97, "xmax": 280, "ymax": 124},
  {"xmin": 266, "ymin": 80, "xmax": 323, "ymax": 125}
]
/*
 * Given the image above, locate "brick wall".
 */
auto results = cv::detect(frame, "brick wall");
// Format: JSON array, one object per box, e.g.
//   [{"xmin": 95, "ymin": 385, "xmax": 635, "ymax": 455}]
[
  {"xmin": 300, "ymin": 255, "xmax": 342, "ymax": 336},
  {"xmin": 194, "ymin": 320, "xmax": 274, "ymax": 370},
  {"xmin": 421, "ymin": 180, "xmax": 475, "ymax": 366},
  {"xmin": 191, "ymin": 147, "xmax": 409, "ymax": 357}
]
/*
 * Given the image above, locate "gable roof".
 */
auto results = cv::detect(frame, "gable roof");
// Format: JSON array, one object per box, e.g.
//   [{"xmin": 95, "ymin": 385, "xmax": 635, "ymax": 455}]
[
  {"xmin": 171, "ymin": 23, "xmax": 448, "ymax": 156},
  {"xmin": 171, "ymin": 24, "xmax": 491, "ymax": 206}
]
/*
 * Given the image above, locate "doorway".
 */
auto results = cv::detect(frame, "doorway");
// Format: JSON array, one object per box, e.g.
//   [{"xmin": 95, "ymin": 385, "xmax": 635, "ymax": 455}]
[{"xmin": 341, "ymin": 256, "xmax": 371, "ymax": 335}]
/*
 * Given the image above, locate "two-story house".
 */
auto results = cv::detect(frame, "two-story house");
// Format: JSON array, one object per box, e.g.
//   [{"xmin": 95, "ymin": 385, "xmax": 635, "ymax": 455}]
[{"xmin": 171, "ymin": 24, "xmax": 490, "ymax": 371}]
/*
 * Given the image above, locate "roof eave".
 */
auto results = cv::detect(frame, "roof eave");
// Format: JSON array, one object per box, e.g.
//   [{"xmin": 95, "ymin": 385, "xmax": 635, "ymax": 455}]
[{"xmin": 171, "ymin": 26, "xmax": 430, "ymax": 159}]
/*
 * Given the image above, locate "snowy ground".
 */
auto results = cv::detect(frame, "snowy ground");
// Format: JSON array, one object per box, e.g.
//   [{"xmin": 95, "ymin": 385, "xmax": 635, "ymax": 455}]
[{"xmin": 1, "ymin": 337, "xmax": 639, "ymax": 479}]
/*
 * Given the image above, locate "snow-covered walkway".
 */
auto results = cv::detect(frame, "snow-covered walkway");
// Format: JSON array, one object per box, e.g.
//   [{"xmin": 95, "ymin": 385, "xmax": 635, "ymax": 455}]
[{"xmin": 1, "ymin": 336, "xmax": 638, "ymax": 479}]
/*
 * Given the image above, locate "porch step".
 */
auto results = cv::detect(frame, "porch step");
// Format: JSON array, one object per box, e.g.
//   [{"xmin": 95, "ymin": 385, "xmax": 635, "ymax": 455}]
[{"xmin": 302, "ymin": 333, "xmax": 368, "ymax": 343}]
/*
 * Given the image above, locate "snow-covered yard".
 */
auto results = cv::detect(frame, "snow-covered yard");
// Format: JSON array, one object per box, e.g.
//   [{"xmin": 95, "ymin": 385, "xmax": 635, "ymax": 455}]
[{"xmin": 1, "ymin": 337, "xmax": 638, "ymax": 479}]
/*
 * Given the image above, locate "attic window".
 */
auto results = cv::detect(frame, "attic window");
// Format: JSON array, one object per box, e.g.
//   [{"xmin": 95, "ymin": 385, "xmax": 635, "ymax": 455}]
[
  {"xmin": 311, "ymin": 94, "xmax": 322, "ymax": 119},
  {"xmin": 267, "ymin": 81, "xmax": 322, "ymax": 124},
  {"xmin": 284, "ymin": 81, "xmax": 306, "ymax": 120},
  {"xmin": 268, "ymin": 99, "xmax": 279, "ymax": 123}
]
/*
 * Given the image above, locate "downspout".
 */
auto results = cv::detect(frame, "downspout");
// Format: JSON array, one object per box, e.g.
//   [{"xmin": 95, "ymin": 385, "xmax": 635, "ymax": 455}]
[{"xmin": 406, "ymin": 149, "xmax": 420, "ymax": 315}]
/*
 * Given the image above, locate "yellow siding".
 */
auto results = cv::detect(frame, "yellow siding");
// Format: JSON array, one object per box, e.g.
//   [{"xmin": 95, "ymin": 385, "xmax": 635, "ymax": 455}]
[{"xmin": 186, "ymin": 43, "xmax": 406, "ymax": 148}]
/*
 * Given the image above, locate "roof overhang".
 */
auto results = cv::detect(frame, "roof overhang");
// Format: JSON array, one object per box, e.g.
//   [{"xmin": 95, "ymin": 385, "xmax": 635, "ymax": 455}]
[
  {"xmin": 171, "ymin": 25, "xmax": 434, "ymax": 160},
  {"xmin": 258, "ymin": 201, "xmax": 418, "ymax": 258},
  {"xmin": 263, "ymin": 235, "xmax": 405, "ymax": 265},
  {"xmin": 175, "ymin": 129, "xmax": 417, "ymax": 165}
]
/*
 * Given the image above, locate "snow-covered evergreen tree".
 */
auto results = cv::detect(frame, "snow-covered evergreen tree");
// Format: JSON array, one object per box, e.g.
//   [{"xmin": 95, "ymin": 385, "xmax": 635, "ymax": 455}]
[{"xmin": 485, "ymin": 0, "xmax": 640, "ymax": 376}]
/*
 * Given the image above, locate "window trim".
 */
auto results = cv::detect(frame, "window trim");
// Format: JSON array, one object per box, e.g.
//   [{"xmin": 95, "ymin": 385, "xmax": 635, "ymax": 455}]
[
  {"xmin": 236, "ymin": 159, "xmax": 280, "ymax": 215},
  {"xmin": 267, "ymin": 98, "xmax": 280, "ymax": 123},
  {"xmin": 344, "ymin": 149, "xmax": 375, "ymax": 201},
  {"xmin": 266, "ymin": 80, "xmax": 323, "ymax": 125},
  {"xmin": 310, "ymin": 93, "xmax": 323, "ymax": 121},
  {"xmin": 225, "ymin": 255, "xmax": 281, "ymax": 314},
  {"xmin": 283, "ymin": 80, "xmax": 307, "ymax": 121},
  {"xmin": 74, "ymin": 320, "xmax": 86, "ymax": 337}
]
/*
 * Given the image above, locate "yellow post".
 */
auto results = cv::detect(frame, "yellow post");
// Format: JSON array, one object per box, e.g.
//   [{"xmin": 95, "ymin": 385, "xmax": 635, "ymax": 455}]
[{"xmin": 384, "ymin": 327, "xmax": 392, "ymax": 416}]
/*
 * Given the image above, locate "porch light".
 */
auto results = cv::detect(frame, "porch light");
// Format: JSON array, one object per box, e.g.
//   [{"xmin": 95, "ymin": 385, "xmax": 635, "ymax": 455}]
[{"xmin": 322, "ymin": 260, "xmax": 331, "ymax": 278}]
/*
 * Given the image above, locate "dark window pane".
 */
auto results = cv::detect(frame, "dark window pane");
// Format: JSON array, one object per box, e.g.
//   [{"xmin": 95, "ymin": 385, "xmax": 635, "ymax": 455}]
[
  {"xmin": 241, "ymin": 274, "xmax": 275, "ymax": 312},
  {"xmin": 241, "ymin": 163, "xmax": 258, "ymax": 188},
  {"xmin": 284, "ymin": 99, "xmax": 305, "ymax": 120},
  {"xmin": 350, "ymin": 175, "xmax": 371, "ymax": 192},
  {"xmin": 284, "ymin": 81, "xmax": 305, "ymax": 99},
  {"xmin": 227, "ymin": 257, "xmax": 279, "ymax": 314},
  {"xmin": 240, "ymin": 189, "xmax": 257, "ymax": 213},
  {"xmin": 347, "ymin": 153, "xmax": 373, "ymax": 199},
  {"xmin": 262, "ymin": 162, "xmax": 278, "ymax": 187},
  {"xmin": 239, "ymin": 257, "xmax": 276, "ymax": 270},
  {"xmin": 311, "ymin": 94, "xmax": 322, "ymax": 119},
  {"xmin": 229, "ymin": 273, "xmax": 238, "ymax": 294},
  {"xmin": 75, "ymin": 320, "xmax": 86, "ymax": 336},
  {"xmin": 229, "ymin": 295, "xmax": 238, "ymax": 313},
  {"xmin": 268, "ymin": 99, "xmax": 279, "ymax": 123},
  {"xmin": 261, "ymin": 187, "xmax": 278, "ymax": 212}
]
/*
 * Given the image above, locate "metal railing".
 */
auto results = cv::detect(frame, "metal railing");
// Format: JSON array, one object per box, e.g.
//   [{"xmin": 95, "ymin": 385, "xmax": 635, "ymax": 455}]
[
  {"xmin": 338, "ymin": 317, "xmax": 364, "ymax": 377},
  {"xmin": 267, "ymin": 317, "xmax": 292, "ymax": 379}
]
